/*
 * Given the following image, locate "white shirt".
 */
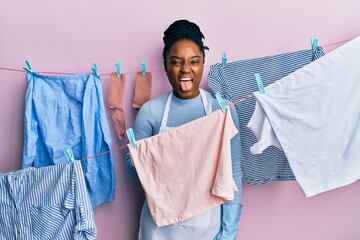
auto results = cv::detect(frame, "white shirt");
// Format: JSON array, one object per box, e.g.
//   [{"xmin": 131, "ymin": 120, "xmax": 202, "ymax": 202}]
[{"xmin": 247, "ymin": 35, "xmax": 360, "ymax": 197}]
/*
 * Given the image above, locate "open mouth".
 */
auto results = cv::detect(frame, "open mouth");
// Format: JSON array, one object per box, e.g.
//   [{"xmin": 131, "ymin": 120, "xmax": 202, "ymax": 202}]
[
  {"xmin": 180, "ymin": 77, "xmax": 193, "ymax": 82},
  {"xmin": 179, "ymin": 77, "xmax": 193, "ymax": 91}
]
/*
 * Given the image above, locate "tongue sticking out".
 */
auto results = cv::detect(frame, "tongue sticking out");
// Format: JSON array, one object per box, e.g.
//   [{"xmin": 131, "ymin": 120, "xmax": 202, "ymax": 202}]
[{"xmin": 180, "ymin": 80, "xmax": 193, "ymax": 91}]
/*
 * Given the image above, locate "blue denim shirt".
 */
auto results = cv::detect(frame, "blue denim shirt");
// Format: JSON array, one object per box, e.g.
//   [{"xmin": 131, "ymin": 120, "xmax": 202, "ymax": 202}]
[{"xmin": 22, "ymin": 72, "xmax": 115, "ymax": 208}]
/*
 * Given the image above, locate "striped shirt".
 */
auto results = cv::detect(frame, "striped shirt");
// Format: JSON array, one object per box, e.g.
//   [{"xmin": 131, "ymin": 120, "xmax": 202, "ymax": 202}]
[
  {"xmin": 0, "ymin": 161, "xmax": 96, "ymax": 240},
  {"xmin": 208, "ymin": 48, "xmax": 325, "ymax": 184}
]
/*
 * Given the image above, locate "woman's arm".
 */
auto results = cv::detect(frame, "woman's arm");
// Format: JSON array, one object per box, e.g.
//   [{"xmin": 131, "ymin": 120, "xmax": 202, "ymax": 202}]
[
  {"xmin": 125, "ymin": 96, "xmax": 166, "ymax": 179},
  {"xmin": 215, "ymin": 103, "xmax": 243, "ymax": 240},
  {"xmin": 125, "ymin": 102, "xmax": 155, "ymax": 179}
]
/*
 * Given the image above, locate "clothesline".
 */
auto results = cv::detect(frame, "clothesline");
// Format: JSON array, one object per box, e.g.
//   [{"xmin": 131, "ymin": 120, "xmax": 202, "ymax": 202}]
[
  {"xmin": 78, "ymin": 92, "xmax": 254, "ymax": 162},
  {"xmin": 0, "ymin": 38, "xmax": 353, "ymax": 76},
  {"xmin": 2, "ymin": 37, "xmax": 354, "ymax": 162},
  {"xmin": 78, "ymin": 145, "xmax": 128, "ymax": 161},
  {"xmin": 74, "ymin": 37, "xmax": 355, "ymax": 161}
]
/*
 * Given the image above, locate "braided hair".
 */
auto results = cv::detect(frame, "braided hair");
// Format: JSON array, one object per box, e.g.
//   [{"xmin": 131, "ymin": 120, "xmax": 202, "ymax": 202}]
[{"xmin": 162, "ymin": 19, "xmax": 209, "ymax": 70}]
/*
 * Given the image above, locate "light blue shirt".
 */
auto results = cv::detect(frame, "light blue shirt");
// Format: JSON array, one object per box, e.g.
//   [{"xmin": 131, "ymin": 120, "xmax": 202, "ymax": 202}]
[{"xmin": 22, "ymin": 72, "xmax": 115, "ymax": 209}]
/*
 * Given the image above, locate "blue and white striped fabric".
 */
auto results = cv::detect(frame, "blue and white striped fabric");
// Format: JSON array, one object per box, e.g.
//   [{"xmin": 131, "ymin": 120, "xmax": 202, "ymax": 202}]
[
  {"xmin": 208, "ymin": 47, "xmax": 325, "ymax": 184},
  {"xmin": 0, "ymin": 161, "xmax": 96, "ymax": 240},
  {"xmin": 22, "ymin": 72, "xmax": 115, "ymax": 208}
]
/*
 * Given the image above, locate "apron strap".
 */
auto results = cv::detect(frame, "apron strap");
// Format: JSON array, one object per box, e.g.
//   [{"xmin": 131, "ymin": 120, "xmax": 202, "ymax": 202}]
[
  {"xmin": 160, "ymin": 89, "xmax": 212, "ymax": 132},
  {"xmin": 159, "ymin": 92, "xmax": 173, "ymax": 131},
  {"xmin": 199, "ymin": 89, "xmax": 212, "ymax": 115}
]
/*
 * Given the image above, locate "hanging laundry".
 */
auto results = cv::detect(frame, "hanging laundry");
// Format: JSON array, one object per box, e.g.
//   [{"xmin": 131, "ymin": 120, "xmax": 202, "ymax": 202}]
[
  {"xmin": 132, "ymin": 71, "xmax": 152, "ymax": 109},
  {"xmin": 128, "ymin": 106, "xmax": 238, "ymax": 227},
  {"xmin": 247, "ymin": 35, "xmax": 360, "ymax": 197},
  {"xmin": 208, "ymin": 47, "xmax": 325, "ymax": 184},
  {"xmin": 22, "ymin": 72, "xmax": 115, "ymax": 208},
  {"xmin": 126, "ymin": 90, "xmax": 242, "ymax": 240},
  {"xmin": 0, "ymin": 161, "xmax": 96, "ymax": 239},
  {"xmin": 108, "ymin": 72, "xmax": 127, "ymax": 140}
]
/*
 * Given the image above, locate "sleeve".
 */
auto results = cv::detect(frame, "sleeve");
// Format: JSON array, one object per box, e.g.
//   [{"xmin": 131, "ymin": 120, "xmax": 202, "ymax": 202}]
[
  {"xmin": 215, "ymin": 103, "xmax": 243, "ymax": 240},
  {"xmin": 125, "ymin": 152, "xmax": 138, "ymax": 179},
  {"xmin": 22, "ymin": 73, "xmax": 38, "ymax": 168},
  {"xmin": 125, "ymin": 101, "xmax": 158, "ymax": 179},
  {"xmin": 73, "ymin": 161, "xmax": 97, "ymax": 240}
]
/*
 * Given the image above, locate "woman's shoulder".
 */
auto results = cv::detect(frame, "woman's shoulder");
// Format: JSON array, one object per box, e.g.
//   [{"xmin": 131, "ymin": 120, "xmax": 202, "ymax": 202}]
[
  {"xmin": 138, "ymin": 92, "xmax": 169, "ymax": 114},
  {"xmin": 205, "ymin": 90, "xmax": 238, "ymax": 121},
  {"xmin": 202, "ymin": 89, "xmax": 233, "ymax": 104},
  {"xmin": 135, "ymin": 92, "xmax": 170, "ymax": 127},
  {"xmin": 133, "ymin": 92, "xmax": 170, "ymax": 138}
]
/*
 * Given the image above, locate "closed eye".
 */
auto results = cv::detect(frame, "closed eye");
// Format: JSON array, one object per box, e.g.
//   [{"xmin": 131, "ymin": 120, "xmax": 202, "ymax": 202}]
[{"xmin": 170, "ymin": 60, "xmax": 182, "ymax": 65}]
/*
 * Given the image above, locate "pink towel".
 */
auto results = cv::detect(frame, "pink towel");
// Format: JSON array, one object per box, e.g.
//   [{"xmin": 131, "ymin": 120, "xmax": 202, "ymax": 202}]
[{"xmin": 128, "ymin": 106, "xmax": 238, "ymax": 227}]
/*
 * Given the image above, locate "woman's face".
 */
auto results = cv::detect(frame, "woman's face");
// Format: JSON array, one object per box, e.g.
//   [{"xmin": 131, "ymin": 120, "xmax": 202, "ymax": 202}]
[{"xmin": 165, "ymin": 39, "xmax": 204, "ymax": 99}]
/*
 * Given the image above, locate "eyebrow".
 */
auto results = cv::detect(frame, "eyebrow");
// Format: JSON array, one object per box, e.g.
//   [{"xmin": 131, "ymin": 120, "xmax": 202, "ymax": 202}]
[{"xmin": 169, "ymin": 55, "xmax": 202, "ymax": 60}]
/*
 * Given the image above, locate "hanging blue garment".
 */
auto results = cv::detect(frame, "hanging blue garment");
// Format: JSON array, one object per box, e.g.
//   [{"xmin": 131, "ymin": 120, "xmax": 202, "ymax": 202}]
[
  {"xmin": 22, "ymin": 72, "xmax": 115, "ymax": 208},
  {"xmin": 0, "ymin": 161, "xmax": 96, "ymax": 240},
  {"xmin": 208, "ymin": 47, "xmax": 325, "ymax": 184}
]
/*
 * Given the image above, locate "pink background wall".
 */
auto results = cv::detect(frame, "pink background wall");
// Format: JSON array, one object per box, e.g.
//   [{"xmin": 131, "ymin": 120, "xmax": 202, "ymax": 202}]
[{"xmin": 1, "ymin": 1, "xmax": 359, "ymax": 239}]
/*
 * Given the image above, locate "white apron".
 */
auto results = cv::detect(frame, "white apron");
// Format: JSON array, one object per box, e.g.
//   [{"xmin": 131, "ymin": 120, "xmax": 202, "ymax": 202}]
[{"xmin": 138, "ymin": 89, "xmax": 221, "ymax": 240}]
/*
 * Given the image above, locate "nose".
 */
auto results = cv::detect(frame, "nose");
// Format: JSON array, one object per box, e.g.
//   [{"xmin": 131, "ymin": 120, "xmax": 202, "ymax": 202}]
[{"xmin": 181, "ymin": 63, "xmax": 191, "ymax": 73}]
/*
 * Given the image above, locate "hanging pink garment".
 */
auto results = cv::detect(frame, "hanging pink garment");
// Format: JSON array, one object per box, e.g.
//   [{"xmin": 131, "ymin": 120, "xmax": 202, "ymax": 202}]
[{"xmin": 128, "ymin": 106, "xmax": 238, "ymax": 227}]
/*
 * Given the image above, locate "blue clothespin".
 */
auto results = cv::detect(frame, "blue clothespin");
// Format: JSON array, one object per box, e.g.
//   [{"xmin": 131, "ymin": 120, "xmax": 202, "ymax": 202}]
[
  {"xmin": 115, "ymin": 61, "xmax": 121, "ymax": 78},
  {"xmin": 215, "ymin": 92, "xmax": 227, "ymax": 113},
  {"xmin": 64, "ymin": 147, "xmax": 75, "ymax": 165},
  {"xmin": 311, "ymin": 37, "xmax": 318, "ymax": 54},
  {"xmin": 254, "ymin": 73, "xmax": 265, "ymax": 94},
  {"xmin": 222, "ymin": 52, "xmax": 227, "ymax": 68},
  {"xmin": 141, "ymin": 60, "xmax": 146, "ymax": 76},
  {"xmin": 126, "ymin": 128, "xmax": 136, "ymax": 148},
  {"xmin": 23, "ymin": 60, "xmax": 34, "ymax": 73},
  {"xmin": 92, "ymin": 63, "xmax": 99, "ymax": 78}
]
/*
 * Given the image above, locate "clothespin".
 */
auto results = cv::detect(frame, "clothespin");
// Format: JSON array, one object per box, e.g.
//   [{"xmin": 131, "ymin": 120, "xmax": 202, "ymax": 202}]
[
  {"xmin": 92, "ymin": 63, "xmax": 99, "ymax": 78},
  {"xmin": 215, "ymin": 92, "xmax": 227, "ymax": 113},
  {"xmin": 115, "ymin": 61, "xmax": 121, "ymax": 78},
  {"xmin": 311, "ymin": 37, "xmax": 318, "ymax": 54},
  {"xmin": 64, "ymin": 147, "xmax": 75, "ymax": 165},
  {"xmin": 254, "ymin": 73, "xmax": 265, "ymax": 94},
  {"xmin": 126, "ymin": 128, "xmax": 136, "ymax": 148},
  {"xmin": 222, "ymin": 52, "xmax": 227, "ymax": 68},
  {"xmin": 141, "ymin": 60, "xmax": 146, "ymax": 76},
  {"xmin": 23, "ymin": 60, "xmax": 35, "ymax": 73}
]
